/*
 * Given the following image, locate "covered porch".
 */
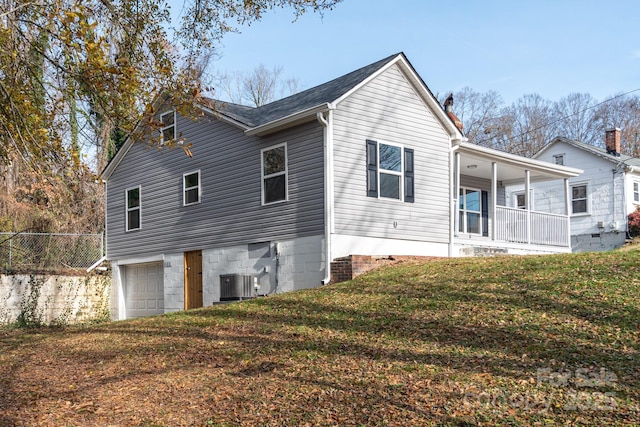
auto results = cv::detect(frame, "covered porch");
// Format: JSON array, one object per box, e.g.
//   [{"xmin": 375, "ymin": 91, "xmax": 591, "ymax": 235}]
[{"xmin": 452, "ymin": 142, "xmax": 582, "ymax": 254}]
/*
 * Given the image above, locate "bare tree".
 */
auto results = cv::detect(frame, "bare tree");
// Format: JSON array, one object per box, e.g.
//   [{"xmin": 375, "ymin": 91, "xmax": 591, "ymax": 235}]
[
  {"xmin": 441, "ymin": 87, "xmax": 505, "ymax": 145},
  {"xmin": 214, "ymin": 65, "xmax": 302, "ymax": 106},
  {"xmin": 594, "ymin": 93, "xmax": 640, "ymax": 156},
  {"xmin": 551, "ymin": 93, "xmax": 600, "ymax": 145}
]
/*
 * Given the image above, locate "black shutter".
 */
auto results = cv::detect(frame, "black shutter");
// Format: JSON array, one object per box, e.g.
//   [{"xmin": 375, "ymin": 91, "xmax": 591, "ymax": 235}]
[
  {"xmin": 481, "ymin": 190, "xmax": 489, "ymax": 237},
  {"xmin": 366, "ymin": 140, "xmax": 378, "ymax": 197},
  {"xmin": 404, "ymin": 148, "xmax": 414, "ymax": 203}
]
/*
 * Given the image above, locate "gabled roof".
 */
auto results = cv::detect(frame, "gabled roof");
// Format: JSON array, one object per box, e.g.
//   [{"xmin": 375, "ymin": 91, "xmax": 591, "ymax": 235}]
[
  {"xmin": 536, "ymin": 136, "xmax": 640, "ymax": 169},
  {"xmin": 208, "ymin": 52, "xmax": 462, "ymax": 138},
  {"xmin": 103, "ymin": 52, "xmax": 462, "ymax": 179},
  {"xmin": 211, "ymin": 53, "xmax": 400, "ymax": 128}
]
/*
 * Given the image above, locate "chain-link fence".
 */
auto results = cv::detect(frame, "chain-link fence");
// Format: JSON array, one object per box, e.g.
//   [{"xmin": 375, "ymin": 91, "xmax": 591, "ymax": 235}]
[{"xmin": 0, "ymin": 232, "xmax": 104, "ymax": 272}]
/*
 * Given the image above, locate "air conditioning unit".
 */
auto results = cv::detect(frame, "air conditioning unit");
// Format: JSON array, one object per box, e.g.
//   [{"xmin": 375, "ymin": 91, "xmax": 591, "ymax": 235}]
[{"xmin": 220, "ymin": 274, "xmax": 257, "ymax": 301}]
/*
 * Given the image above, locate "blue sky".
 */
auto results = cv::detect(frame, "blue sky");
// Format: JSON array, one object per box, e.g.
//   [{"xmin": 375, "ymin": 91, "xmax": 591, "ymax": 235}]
[{"xmin": 172, "ymin": 0, "xmax": 639, "ymax": 105}]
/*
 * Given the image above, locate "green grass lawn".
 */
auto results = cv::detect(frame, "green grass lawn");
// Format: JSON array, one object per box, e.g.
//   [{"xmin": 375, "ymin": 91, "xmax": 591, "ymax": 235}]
[{"xmin": 1, "ymin": 249, "xmax": 639, "ymax": 426}]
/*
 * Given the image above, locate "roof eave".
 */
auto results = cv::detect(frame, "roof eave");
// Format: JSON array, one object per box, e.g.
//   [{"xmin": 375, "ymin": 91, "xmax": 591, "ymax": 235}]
[
  {"xmin": 197, "ymin": 103, "xmax": 252, "ymax": 131},
  {"xmin": 101, "ymin": 91, "xmax": 171, "ymax": 180},
  {"xmin": 459, "ymin": 142, "xmax": 583, "ymax": 179},
  {"xmin": 245, "ymin": 103, "xmax": 331, "ymax": 136}
]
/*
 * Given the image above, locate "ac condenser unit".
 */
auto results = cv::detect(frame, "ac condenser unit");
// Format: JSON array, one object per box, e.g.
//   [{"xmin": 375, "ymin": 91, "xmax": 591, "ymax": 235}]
[{"xmin": 220, "ymin": 274, "xmax": 257, "ymax": 301}]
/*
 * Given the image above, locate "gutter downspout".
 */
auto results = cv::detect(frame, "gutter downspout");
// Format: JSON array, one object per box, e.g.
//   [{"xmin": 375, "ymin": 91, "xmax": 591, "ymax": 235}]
[
  {"xmin": 449, "ymin": 142, "xmax": 461, "ymax": 257},
  {"xmin": 317, "ymin": 106, "xmax": 334, "ymax": 285},
  {"xmin": 86, "ymin": 255, "xmax": 107, "ymax": 273}
]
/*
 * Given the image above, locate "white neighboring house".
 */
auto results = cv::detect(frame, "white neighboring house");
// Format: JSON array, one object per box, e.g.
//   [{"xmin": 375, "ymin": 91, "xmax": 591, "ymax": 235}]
[{"xmin": 506, "ymin": 129, "xmax": 640, "ymax": 252}]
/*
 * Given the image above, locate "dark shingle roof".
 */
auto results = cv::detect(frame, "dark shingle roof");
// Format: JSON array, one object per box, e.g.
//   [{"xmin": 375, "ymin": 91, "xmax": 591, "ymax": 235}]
[
  {"xmin": 548, "ymin": 136, "xmax": 640, "ymax": 168},
  {"xmin": 208, "ymin": 53, "xmax": 403, "ymax": 128}
]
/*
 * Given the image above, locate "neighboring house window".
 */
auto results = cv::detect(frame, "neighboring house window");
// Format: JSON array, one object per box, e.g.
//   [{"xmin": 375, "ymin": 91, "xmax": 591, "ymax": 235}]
[
  {"xmin": 126, "ymin": 186, "xmax": 141, "ymax": 231},
  {"xmin": 183, "ymin": 170, "xmax": 201, "ymax": 206},
  {"xmin": 514, "ymin": 190, "xmax": 533, "ymax": 209},
  {"xmin": 160, "ymin": 110, "xmax": 175, "ymax": 143},
  {"xmin": 459, "ymin": 187, "xmax": 482, "ymax": 234},
  {"xmin": 571, "ymin": 184, "xmax": 588, "ymax": 214},
  {"xmin": 366, "ymin": 139, "xmax": 414, "ymax": 202},
  {"xmin": 634, "ymin": 181, "xmax": 640, "ymax": 203},
  {"xmin": 261, "ymin": 143, "xmax": 287, "ymax": 204},
  {"xmin": 553, "ymin": 154, "xmax": 565, "ymax": 165}
]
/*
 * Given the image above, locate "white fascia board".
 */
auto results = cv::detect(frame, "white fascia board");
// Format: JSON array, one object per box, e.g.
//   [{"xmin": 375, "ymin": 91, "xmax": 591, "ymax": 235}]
[
  {"xmin": 102, "ymin": 95, "xmax": 250, "ymax": 180},
  {"xmin": 459, "ymin": 142, "xmax": 583, "ymax": 178},
  {"xmin": 101, "ymin": 135, "xmax": 133, "ymax": 180},
  {"xmin": 197, "ymin": 103, "xmax": 251, "ymax": 131},
  {"xmin": 102, "ymin": 91, "xmax": 171, "ymax": 180},
  {"xmin": 331, "ymin": 54, "xmax": 463, "ymax": 142},
  {"xmin": 245, "ymin": 103, "xmax": 330, "ymax": 136},
  {"xmin": 532, "ymin": 138, "xmax": 559, "ymax": 159}
]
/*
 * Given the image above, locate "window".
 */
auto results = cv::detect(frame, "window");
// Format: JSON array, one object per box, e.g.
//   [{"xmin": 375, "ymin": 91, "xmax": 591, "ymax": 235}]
[
  {"xmin": 261, "ymin": 143, "xmax": 287, "ymax": 204},
  {"xmin": 553, "ymin": 154, "xmax": 565, "ymax": 165},
  {"xmin": 160, "ymin": 110, "xmax": 175, "ymax": 143},
  {"xmin": 183, "ymin": 171, "xmax": 200, "ymax": 205},
  {"xmin": 571, "ymin": 184, "xmax": 588, "ymax": 214},
  {"xmin": 126, "ymin": 186, "xmax": 141, "ymax": 231},
  {"xmin": 634, "ymin": 182, "xmax": 640, "ymax": 203},
  {"xmin": 459, "ymin": 187, "xmax": 482, "ymax": 234},
  {"xmin": 366, "ymin": 139, "xmax": 414, "ymax": 202},
  {"xmin": 514, "ymin": 190, "xmax": 533, "ymax": 209}
]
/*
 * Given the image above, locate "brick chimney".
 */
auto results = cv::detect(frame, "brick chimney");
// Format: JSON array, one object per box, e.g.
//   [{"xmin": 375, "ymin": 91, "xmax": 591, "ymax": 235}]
[
  {"xmin": 444, "ymin": 93, "xmax": 463, "ymax": 133},
  {"xmin": 605, "ymin": 128, "xmax": 621, "ymax": 156}
]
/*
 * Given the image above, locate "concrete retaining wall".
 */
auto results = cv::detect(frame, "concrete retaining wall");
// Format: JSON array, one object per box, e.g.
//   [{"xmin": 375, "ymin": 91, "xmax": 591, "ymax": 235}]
[{"xmin": 0, "ymin": 273, "xmax": 110, "ymax": 325}]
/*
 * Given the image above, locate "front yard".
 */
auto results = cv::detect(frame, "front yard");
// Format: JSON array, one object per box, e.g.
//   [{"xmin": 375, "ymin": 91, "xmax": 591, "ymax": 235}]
[{"xmin": 1, "ymin": 250, "xmax": 639, "ymax": 426}]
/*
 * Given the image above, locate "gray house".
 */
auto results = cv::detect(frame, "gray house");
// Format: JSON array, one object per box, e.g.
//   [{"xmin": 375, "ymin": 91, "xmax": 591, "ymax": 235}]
[{"xmin": 102, "ymin": 53, "xmax": 581, "ymax": 320}]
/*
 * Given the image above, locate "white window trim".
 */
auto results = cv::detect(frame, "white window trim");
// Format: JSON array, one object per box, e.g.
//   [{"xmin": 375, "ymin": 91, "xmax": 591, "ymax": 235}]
[
  {"xmin": 570, "ymin": 182, "xmax": 590, "ymax": 216},
  {"xmin": 514, "ymin": 189, "xmax": 534, "ymax": 210},
  {"xmin": 459, "ymin": 186, "xmax": 482, "ymax": 235},
  {"xmin": 160, "ymin": 110, "xmax": 176, "ymax": 144},
  {"xmin": 376, "ymin": 140, "xmax": 404, "ymax": 202},
  {"xmin": 633, "ymin": 181, "xmax": 640, "ymax": 204},
  {"xmin": 125, "ymin": 185, "xmax": 141, "ymax": 232},
  {"xmin": 183, "ymin": 170, "xmax": 201, "ymax": 206},
  {"xmin": 553, "ymin": 153, "xmax": 565, "ymax": 166},
  {"xmin": 261, "ymin": 142, "xmax": 288, "ymax": 205}
]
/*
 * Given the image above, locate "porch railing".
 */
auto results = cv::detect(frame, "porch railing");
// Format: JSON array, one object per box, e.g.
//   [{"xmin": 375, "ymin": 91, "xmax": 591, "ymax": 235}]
[{"xmin": 495, "ymin": 206, "xmax": 569, "ymax": 247}]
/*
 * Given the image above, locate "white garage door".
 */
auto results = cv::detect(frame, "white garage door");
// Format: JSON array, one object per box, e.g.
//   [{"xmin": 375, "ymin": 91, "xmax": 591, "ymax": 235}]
[{"xmin": 125, "ymin": 262, "xmax": 164, "ymax": 318}]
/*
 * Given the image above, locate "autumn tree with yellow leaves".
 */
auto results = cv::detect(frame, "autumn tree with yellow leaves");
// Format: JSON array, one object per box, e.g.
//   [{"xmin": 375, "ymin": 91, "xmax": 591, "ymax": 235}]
[{"xmin": 0, "ymin": 0, "xmax": 340, "ymax": 232}]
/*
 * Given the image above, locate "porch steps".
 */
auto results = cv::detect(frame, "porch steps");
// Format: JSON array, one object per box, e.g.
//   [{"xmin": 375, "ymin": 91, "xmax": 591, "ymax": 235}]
[{"xmin": 459, "ymin": 246, "xmax": 509, "ymax": 257}]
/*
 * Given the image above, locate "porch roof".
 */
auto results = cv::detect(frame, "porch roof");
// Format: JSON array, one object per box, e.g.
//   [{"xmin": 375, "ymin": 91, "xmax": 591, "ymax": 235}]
[{"xmin": 456, "ymin": 142, "xmax": 583, "ymax": 184}]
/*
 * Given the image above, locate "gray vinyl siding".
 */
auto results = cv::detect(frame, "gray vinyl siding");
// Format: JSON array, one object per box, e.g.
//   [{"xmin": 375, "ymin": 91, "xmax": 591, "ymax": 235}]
[
  {"xmin": 106, "ymin": 114, "xmax": 324, "ymax": 259},
  {"xmin": 460, "ymin": 174, "xmax": 506, "ymax": 204},
  {"xmin": 332, "ymin": 64, "xmax": 451, "ymax": 242}
]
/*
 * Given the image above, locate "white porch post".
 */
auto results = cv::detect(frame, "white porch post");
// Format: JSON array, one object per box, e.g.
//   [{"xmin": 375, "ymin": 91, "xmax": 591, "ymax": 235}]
[
  {"xmin": 564, "ymin": 178, "xmax": 571, "ymax": 247},
  {"xmin": 525, "ymin": 170, "xmax": 531, "ymax": 244},
  {"xmin": 454, "ymin": 152, "xmax": 460, "ymax": 236},
  {"xmin": 491, "ymin": 162, "xmax": 497, "ymax": 240}
]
